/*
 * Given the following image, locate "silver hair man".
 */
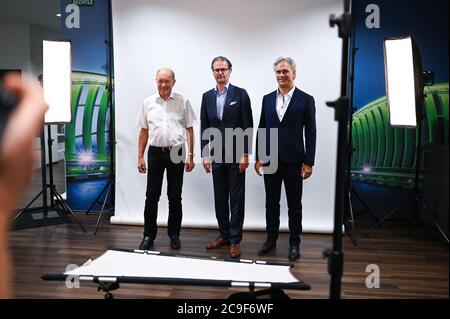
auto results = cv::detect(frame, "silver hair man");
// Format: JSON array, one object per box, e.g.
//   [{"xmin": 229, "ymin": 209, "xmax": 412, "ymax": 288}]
[{"xmin": 273, "ymin": 57, "xmax": 297, "ymax": 72}]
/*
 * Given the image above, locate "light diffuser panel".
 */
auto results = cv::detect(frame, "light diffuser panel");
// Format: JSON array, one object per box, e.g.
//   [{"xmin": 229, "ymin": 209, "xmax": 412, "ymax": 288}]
[
  {"xmin": 384, "ymin": 37, "xmax": 417, "ymax": 127},
  {"xmin": 43, "ymin": 40, "xmax": 72, "ymax": 124}
]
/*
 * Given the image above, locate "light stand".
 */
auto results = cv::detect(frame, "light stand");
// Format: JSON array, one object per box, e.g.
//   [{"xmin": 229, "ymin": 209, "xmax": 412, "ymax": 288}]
[
  {"xmin": 12, "ymin": 40, "xmax": 86, "ymax": 232},
  {"xmin": 344, "ymin": 44, "xmax": 379, "ymax": 246},
  {"xmin": 11, "ymin": 124, "xmax": 86, "ymax": 232},
  {"xmin": 364, "ymin": 69, "xmax": 448, "ymax": 243},
  {"xmin": 323, "ymin": 0, "xmax": 351, "ymax": 299},
  {"xmin": 86, "ymin": 0, "xmax": 115, "ymax": 235},
  {"xmin": 363, "ymin": 36, "xmax": 448, "ymax": 243}
]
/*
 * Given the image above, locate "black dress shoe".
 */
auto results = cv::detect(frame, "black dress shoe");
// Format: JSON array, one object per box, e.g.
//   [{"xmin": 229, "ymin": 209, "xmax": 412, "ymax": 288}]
[
  {"xmin": 288, "ymin": 246, "xmax": 300, "ymax": 261},
  {"xmin": 169, "ymin": 235, "xmax": 181, "ymax": 249},
  {"xmin": 139, "ymin": 236, "xmax": 153, "ymax": 250},
  {"xmin": 257, "ymin": 241, "xmax": 276, "ymax": 256}
]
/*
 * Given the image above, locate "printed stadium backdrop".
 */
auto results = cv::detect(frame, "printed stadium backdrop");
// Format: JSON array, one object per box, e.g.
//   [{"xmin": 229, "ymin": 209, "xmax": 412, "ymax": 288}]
[
  {"xmin": 351, "ymin": 84, "xmax": 448, "ymax": 187},
  {"xmin": 61, "ymin": 0, "xmax": 114, "ymax": 211}
]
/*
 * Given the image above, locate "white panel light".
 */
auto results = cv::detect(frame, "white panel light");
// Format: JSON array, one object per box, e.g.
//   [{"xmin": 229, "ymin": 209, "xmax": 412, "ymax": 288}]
[
  {"xmin": 384, "ymin": 37, "xmax": 417, "ymax": 127},
  {"xmin": 43, "ymin": 40, "xmax": 72, "ymax": 123}
]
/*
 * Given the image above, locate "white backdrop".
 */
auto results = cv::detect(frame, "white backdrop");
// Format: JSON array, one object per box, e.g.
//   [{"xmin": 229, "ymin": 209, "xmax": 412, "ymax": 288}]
[{"xmin": 111, "ymin": 0, "xmax": 341, "ymax": 233}]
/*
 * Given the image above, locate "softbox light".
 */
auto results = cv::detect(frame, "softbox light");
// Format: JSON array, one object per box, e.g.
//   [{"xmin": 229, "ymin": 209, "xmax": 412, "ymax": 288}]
[
  {"xmin": 383, "ymin": 36, "xmax": 420, "ymax": 127},
  {"xmin": 43, "ymin": 40, "xmax": 72, "ymax": 124}
]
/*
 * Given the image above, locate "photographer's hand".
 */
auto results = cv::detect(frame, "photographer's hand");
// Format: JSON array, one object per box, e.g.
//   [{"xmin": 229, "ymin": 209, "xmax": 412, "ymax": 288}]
[
  {"xmin": 0, "ymin": 74, "xmax": 47, "ymax": 299},
  {"xmin": 0, "ymin": 74, "xmax": 47, "ymax": 219}
]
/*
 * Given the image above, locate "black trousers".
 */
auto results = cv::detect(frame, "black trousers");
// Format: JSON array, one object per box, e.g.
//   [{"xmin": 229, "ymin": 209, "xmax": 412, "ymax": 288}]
[
  {"xmin": 263, "ymin": 161, "xmax": 303, "ymax": 247},
  {"xmin": 143, "ymin": 146, "xmax": 185, "ymax": 239},
  {"xmin": 212, "ymin": 162, "xmax": 245, "ymax": 244}
]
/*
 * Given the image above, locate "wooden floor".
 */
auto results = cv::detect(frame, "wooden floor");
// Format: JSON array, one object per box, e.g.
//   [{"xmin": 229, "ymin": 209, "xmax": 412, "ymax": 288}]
[{"xmin": 9, "ymin": 214, "xmax": 449, "ymax": 299}]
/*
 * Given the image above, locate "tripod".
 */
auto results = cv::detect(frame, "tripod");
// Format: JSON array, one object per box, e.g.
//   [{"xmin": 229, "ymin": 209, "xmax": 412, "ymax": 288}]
[
  {"xmin": 363, "ymin": 69, "xmax": 448, "ymax": 243},
  {"xmin": 344, "ymin": 46, "xmax": 379, "ymax": 246},
  {"xmin": 322, "ymin": 0, "xmax": 352, "ymax": 299},
  {"xmin": 12, "ymin": 125, "xmax": 86, "ymax": 232},
  {"xmin": 85, "ymin": 0, "xmax": 115, "ymax": 235}
]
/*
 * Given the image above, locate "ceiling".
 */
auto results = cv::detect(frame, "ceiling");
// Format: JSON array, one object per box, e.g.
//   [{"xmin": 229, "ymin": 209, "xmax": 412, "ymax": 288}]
[{"xmin": 0, "ymin": 0, "xmax": 61, "ymax": 30}]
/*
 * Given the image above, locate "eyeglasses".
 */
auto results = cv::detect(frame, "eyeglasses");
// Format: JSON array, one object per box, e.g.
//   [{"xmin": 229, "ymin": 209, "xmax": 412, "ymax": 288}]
[{"xmin": 213, "ymin": 68, "xmax": 229, "ymax": 73}]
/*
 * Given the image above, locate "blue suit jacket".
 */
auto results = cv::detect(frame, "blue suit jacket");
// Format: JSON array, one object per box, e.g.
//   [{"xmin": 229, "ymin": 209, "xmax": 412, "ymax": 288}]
[
  {"xmin": 200, "ymin": 84, "xmax": 253, "ymax": 159},
  {"xmin": 256, "ymin": 87, "xmax": 316, "ymax": 165}
]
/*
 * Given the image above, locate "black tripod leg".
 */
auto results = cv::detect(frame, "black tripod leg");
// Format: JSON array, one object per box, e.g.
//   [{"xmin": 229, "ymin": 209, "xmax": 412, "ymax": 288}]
[
  {"xmin": 51, "ymin": 186, "xmax": 87, "ymax": 233},
  {"xmin": 363, "ymin": 196, "xmax": 412, "ymax": 237},
  {"xmin": 414, "ymin": 195, "xmax": 423, "ymax": 228},
  {"xmin": 11, "ymin": 189, "xmax": 46, "ymax": 224},
  {"xmin": 428, "ymin": 214, "xmax": 449, "ymax": 243},
  {"xmin": 94, "ymin": 182, "xmax": 112, "ymax": 235},
  {"xmin": 85, "ymin": 182, "xmax": 109, "ymax": 215},
  {"xmin": 351, "ymin": 187, "xmax": 379, "ymax": 223},
  {"xmin": 343, "ymin": 189, "xmax": 357, "ymax": 245},
  {"xmin": 347, "ymin": 190, "xmax": 357, "ymax": 245},
  {"xmin": 416, "ymin": 198, "xmax": 449, "ymax": 243}
]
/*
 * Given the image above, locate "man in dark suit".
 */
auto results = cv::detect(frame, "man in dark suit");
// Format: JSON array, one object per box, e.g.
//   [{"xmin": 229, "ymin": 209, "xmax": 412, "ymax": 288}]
[
  {"xmin": 255, "ymin": 57, "xmax": 316, "ymax": 261},
  {"xmin": 200, "ymin": 56, "xmax": 253, "ymax": 258}
]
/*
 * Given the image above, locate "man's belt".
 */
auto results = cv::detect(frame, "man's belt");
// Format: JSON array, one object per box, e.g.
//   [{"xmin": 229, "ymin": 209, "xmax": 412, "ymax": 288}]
[{"xmin": 149, "ymin": 145, "xmax": 181, "ymax": 152}]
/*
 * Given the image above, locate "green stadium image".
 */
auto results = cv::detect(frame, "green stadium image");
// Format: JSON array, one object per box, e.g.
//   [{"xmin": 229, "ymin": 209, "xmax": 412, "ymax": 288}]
[
  {"xmin": 65, "ymin": 71, "xmax": 113, "ymax": 180},
  {"xmin": 351, "ymin": 83, "xmax": 449, "ymax": 188}
]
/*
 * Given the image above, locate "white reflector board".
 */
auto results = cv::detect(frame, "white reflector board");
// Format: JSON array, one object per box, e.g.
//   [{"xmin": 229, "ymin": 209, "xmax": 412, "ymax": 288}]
[
  {"xmin": 43, "ymin": 40, "xmax": 72, "ymax": 124},
  {"xmin": 65, "ymin": 250, "xmax": 299, "ymax": 283},
  {"xmin": 384, "ymin": 36, "xmax": 417, "ymax": 127}
]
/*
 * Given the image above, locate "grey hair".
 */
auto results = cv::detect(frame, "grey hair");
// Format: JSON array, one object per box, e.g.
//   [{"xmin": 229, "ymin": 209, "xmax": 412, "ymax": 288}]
[
  {"xmin": 273, "ymin": 57, "xmax": 296, "ymax": 72},
  {"xmin": 156, "ymin": 68, "xmax": 176, "ymax": 80}
]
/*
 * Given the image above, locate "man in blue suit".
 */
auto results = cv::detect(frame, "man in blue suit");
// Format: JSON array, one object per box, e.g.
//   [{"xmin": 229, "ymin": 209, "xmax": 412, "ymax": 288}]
[
  {"xmin": 201, "ymin": 56, "xmax": 253, "ymax": 258},
  {"xmin": 255, "ymin": 57, "xmax": 316, "ymax": 261}
]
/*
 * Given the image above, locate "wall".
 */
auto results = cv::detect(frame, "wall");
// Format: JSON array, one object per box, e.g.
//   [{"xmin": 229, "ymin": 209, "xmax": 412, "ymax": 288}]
[{"xmin": 0, "ymin": 24, "xmax": 32, "ymax": 73}]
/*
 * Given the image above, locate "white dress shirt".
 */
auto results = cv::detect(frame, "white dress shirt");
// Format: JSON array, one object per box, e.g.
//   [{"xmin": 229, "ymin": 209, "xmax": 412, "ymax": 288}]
[
  {"xmin": 276, "ymin": 86, "xmax": 295, "ymax": 122},
  {"xmin": 215, "ymin": 83, "xmax": 229, "ymax": 121},
  {"xmin": 136, "ymin": 91, "xmax": 196, "ymax": 147}
]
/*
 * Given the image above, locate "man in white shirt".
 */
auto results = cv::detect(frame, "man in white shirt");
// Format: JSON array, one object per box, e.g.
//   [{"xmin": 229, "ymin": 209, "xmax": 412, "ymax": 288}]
[{"xmin": 136, "ymin": 68, "xmax": 196, "ymax": 250}]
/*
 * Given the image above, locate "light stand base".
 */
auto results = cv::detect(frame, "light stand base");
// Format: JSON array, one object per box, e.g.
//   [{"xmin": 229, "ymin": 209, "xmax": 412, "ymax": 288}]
[
  {"xmin": 30, "ymin": 210, "xmax": 60, "ymax": 220},
  {"xmin": 12, "ymin": 208, "xmax": 67, "ymax": 230},
  {"xmin": 364, "ymin": 192, "xmax": 449, "ymax": 243},
  {"xmin": 344, "ymin": 186, "xmax": 380, "ymax": 245},
  {"xmin": 12, "ymin": 185, "xmax": 87, "ymax": 232}
]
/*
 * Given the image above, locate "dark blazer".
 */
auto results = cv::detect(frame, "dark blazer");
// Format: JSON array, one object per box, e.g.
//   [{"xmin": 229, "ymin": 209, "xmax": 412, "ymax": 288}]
[
  {"xmin": 200, "ymin": 84, "xmax": 253, "ymax": 160},
  {"xmin": 256, "ymin": 87, "xmax": 316, "ymax": 165}
]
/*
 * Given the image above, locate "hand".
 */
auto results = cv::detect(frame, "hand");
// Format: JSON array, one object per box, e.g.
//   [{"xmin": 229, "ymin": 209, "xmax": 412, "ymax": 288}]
[
  {"xmin": 239, "ymin": 154, "xmax": 249, "ymax": 173},
  {"xmin": 301, "ymin": 164, "xmax": 313, "ymax": 179},
  {"xmin": 0, "ymin": 74, "xmax": 48, "ymax": 216},
  {"xmin": 185, "ymin": 156, "xmax": 195, "ymax": 172},
  {"xmin": 254, "ymin": 160, "xmax": 263, "ymax": 176},
  {"xmin": 0, "ymin": 74, "xmax": 47, "ymax": 299},
  {"xmin": 202, "ymin": 158, "xmax": 211, "ymax": 174},
  {"xmin": 137, "ymin": 158, "xmax": 147, "ymax": 173}
]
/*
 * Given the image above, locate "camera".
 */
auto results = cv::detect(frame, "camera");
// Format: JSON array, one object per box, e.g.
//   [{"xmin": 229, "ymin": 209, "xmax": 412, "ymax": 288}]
[{"xmin": 0, "ymin": 82, "xmax": 20, "ymax": 142}]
